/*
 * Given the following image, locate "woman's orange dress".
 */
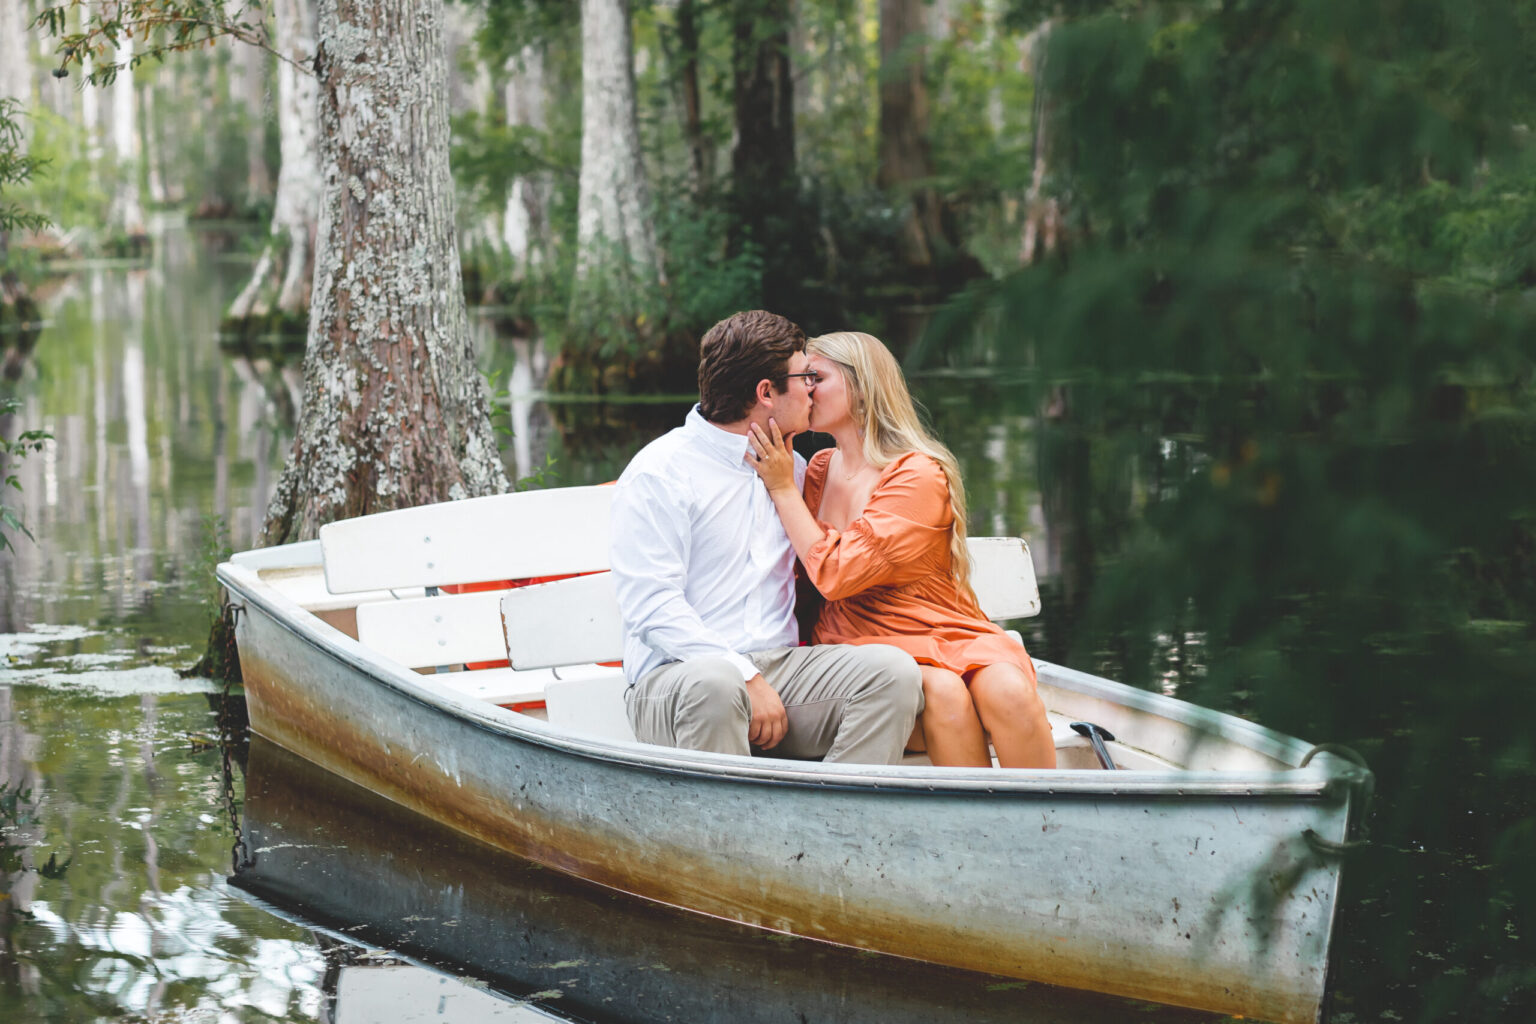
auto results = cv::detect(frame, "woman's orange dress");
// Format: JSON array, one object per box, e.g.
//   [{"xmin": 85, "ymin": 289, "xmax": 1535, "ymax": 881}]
[{"xmin": 800, "ymin": 449, "xmax": 1036, "ymax": 684}]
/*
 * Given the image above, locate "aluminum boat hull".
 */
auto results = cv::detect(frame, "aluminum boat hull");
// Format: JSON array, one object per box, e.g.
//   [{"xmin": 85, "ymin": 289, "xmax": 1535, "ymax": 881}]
[{"xmin": 218, "ymin": 553, "xmax": 1370, "ymax": 1024}]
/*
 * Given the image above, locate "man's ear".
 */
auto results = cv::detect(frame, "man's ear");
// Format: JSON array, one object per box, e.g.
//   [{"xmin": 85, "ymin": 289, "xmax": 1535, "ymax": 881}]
[{"xmin": 754, "ymin": 378, "xmax": 776, "ymax": 406}]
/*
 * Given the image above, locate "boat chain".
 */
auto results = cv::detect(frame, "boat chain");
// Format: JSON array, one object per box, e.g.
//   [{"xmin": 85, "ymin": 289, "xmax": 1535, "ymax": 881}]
[
  {"xmin": 1297, "ymin": 743, "xmax": 1374, "ymax": 857},
  {"xmin": 218, "ymin": 600, "xmax": 253, "ymax": 873}
]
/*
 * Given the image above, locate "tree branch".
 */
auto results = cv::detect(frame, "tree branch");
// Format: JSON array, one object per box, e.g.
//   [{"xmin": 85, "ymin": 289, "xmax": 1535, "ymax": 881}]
[{"xmin": 33, "ymin": 1, "xmax": 314, "ymax": 84}]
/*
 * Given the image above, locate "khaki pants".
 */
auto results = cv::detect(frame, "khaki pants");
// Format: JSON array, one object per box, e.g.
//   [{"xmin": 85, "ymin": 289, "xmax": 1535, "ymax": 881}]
[{"xmin": 625, "ymin": 644, "xmax": 923, "ymax": 765}]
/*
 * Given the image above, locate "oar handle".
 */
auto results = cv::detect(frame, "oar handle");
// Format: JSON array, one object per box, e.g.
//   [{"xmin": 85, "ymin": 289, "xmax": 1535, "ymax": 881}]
[{"xmin": 1069, "ymin": 722, "xmax": 1118, "ymax": 770}]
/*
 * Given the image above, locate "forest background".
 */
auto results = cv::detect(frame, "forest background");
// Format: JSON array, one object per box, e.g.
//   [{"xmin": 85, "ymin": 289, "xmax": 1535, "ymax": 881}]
[{"xmin": 3, "ymin": 1, "xmax": 1536, "ymax": 1021}]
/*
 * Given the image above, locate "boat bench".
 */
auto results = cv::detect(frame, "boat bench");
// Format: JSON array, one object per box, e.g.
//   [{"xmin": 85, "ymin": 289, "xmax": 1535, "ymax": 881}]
[
  {"xmin": 501, "ymin": 536, "xmax": 1044, "ymax": 743},
  {"xmin": 318, "ymin": 486, "xmax": 616, "ymax": 708},
  {"xmin": 320, "ymin": 485, "xmax": 1047, "ymax": 746}
]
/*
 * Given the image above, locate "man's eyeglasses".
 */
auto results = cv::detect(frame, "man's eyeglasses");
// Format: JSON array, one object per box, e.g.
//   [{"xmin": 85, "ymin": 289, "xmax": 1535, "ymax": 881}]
[{"xmin": 782, "ymin": 371, "xmax": 821, "ymax": 385}]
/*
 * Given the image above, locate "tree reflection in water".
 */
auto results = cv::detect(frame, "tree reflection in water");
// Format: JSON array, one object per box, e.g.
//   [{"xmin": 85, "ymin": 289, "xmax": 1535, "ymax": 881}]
[
  {"xmin": 303, "ymin": 934, "xmax": 565, "ymax": 1024},
  {"xmin": 1, "ymin": 223, "xmax": 1527, "ymax": 1019},
  {"xmin": 0, "ymin": 680, "xmax": 324, "ymax": 1021},
  {"xmin": 231, "ymin": 737, "xmax": 1218, "ymax": 1024}
]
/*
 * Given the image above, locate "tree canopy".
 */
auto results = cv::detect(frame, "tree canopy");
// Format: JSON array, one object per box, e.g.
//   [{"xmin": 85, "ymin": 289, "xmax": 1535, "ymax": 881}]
[{"xmin": 919, "ymin": 2, "xmax": 1536, "ymax": 1016}]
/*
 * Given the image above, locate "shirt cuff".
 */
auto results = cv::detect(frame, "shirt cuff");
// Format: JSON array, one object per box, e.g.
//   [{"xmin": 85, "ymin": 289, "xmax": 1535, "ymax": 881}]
[{"xmin": 725, "ymin": 651, "xmax": 759, "ymax": 682}]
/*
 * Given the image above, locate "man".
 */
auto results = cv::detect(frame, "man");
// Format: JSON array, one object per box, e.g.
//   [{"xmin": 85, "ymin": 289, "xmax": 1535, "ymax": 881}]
[{"xmin": 610, "ymin": 310, "xmax": 923, "ymax": 762}]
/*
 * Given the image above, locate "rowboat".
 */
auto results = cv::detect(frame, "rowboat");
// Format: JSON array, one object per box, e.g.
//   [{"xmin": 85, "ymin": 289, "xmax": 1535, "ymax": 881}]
[
  {"xmin": 232, "ymin": 736, "xmax": 1209, "ymax": 1023},
  {"xmin": 215, "ymin": 485, "xmax": 1372, "ymax": 1024}
]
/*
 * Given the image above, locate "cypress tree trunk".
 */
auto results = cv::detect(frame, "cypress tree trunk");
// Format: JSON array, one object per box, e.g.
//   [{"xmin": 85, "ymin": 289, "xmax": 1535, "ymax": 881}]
[
  {"xmin": 81, "ymin": 56, "xmax": 101, "ymax": 164},
  {"xmin": 575, "ymin": 0, "xmax": 660, "ymax": 283},
  {"xmin": 730, "ymin": 0, "xmax": 795, "ymax": 308},
  {"xmin": 1019, "ymin": 21, "xmax": 1062, "ymax": 266},
  {"xmin": 108, "ymin": 33, "xmax": 147, "ymax": 244},
  {"xmin": 674, "ymin": 0, "xmax": 709, "ymax": 195},
  {"xmin": 0, "ymin": 0, "xmax": 28, "ymax": 124},
  {"xmin": 258, "ymin": 0, "xmax": 508, "ymax": 547},
  {"xmin": 502, "ymin": 44, "xmax": 553, "ymax": 281},
  {"xmin": 568, "ymin": 0, "xmax": 664, "ymax": 367},
  {"xmin": 234, "ymin": 30, "xmax": 273, "ymax": 211},
  {"xmin": 878, "ymin": 0, "xmax": 938, "ymax": 270},
  {"xmin": 224, "ymin": 0, "xmax": 320, "ymax": 336},
  {"xmin": 143, "ymin": 68, "xmax": 169, "ymax": 205},
  {"xmin": 876, "ymin": 4, "xmax": 932, "ymax": 216},
  {"xmin": 1, "ymin": 0, "xmax": 31, "ymax": 258},
  {"xmin": 878, "ymin": 0, "xmax": 980, "ymax": 288}
]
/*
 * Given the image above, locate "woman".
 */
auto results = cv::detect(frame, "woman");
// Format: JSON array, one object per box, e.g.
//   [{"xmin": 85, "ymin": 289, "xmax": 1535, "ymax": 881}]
[{"xmin": 745, "ymin": 331, "xmax": 1056, "ymax": 769}]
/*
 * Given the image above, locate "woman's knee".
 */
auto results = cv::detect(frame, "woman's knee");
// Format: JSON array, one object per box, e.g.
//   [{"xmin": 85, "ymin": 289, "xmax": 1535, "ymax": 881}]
[
  {"xmin": 970, "ymin": 663, "xmax": 1044, "ymax": 717},
  {"xmin": 921, "ymin": 667, "xmax": 972, "ymax": 716}
]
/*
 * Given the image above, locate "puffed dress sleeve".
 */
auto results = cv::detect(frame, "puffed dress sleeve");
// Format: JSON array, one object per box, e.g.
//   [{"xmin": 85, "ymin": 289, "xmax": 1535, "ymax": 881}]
[{"xmin": 801, "ymin": 452, "xmax": 953, "ymax": 602}]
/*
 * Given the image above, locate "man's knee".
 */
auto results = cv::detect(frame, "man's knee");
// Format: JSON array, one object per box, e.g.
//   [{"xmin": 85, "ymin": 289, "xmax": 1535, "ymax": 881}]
[
  {"xmin": 675, "ymin": 658, "xmax": 751, "ymax": 725},
  {"xmin": 851, "ymin": 645, "xmax": 923, "ymax": 710}
]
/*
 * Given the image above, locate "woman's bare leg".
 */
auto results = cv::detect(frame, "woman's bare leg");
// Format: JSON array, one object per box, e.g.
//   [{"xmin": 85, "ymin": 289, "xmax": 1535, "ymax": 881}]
[
  {"xmin": 917, "ymin": 666, "xmax": 991, "ymax": 767},
  {"xmin": 969, "ymin": 663, "xmax": 1057, "ymax": 769}
]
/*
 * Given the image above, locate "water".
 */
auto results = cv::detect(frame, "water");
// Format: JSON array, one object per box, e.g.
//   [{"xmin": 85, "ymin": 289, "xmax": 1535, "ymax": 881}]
[
  {"xmin": 2, "ymin": 226, "xmax": 1525, "ymax": 1022},
  {"xmin": 0, "ymin": 226, "xmax": 1192, "ymax": 1023}
]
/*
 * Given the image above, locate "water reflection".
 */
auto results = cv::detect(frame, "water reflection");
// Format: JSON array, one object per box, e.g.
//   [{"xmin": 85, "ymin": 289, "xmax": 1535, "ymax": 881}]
[
  {"xmin": 233, "ymin": 737, "xmax": 1217, "ymax": 1024},
  {"xmin": 0, "ymin": 229, "xmax": 292, "ymax": 645},
  {"xmin": 1, "ymin": 226, "xmax": 1057, "ymax": 652},
  {"xmin": 0, "ymin": 680, "xmax": 322, "ymax": 1021},
  {"xmin": 0, "ymin": 228, "xmax": 1180, "ymax": 1022},
  {"xmin": 0, "ymin": 684, "xmax": 45, "ymax": 999},
  {"xmin": 320, "ymin": 960, "xmax": 565, "ymax": 1023}
]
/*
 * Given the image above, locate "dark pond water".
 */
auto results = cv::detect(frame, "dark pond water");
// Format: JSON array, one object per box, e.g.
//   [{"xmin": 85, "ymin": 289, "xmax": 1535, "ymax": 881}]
[{"xmin": 0, "ymin": 225, "xmax": 1524, "ymax": 1022}]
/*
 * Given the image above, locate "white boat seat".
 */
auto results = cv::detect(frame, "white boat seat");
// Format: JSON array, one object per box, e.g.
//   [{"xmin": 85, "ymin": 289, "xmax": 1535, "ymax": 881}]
[
  {"xmin": 505, "ymin": 538, "xmax": 1042, "ymax": 740},
  {"xmin": 354, "ymin": 581, "xmax": 616, "ymax": 711},
  {"xmin": 543, "ymin": 670, "xmax": 634, "ymax": 742},
  {"xmin": 318, "ymin": 485, "xmax": 614, "ymax": 594},
  {"xmin": 357, "ymin": 588, "xmax": 510, "ymax": 668},
  {"xmin": 328, "ymin": 486, "xmax": 615, "ymax": 711},
  {"xmin": 964, "ymin": 537, "xmax": 1043, "ymax": 619},
  {"xmin": 504, "ymin": 572, "xmax": 624, "ymax": 669},
  {"xmin": 503, "ymin": 537, "xmax": 1040, "ymax": 672},
  {"xmin": 425, "ymin": 666, "xmax": 554, "ymax": 708}
]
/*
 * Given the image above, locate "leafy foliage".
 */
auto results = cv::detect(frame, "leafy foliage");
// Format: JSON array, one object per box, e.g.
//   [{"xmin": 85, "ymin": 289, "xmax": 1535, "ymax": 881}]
[
  {"xmin": 459, "ymin": 0, "xmax": 577, "ymax": 69},
  {"xmin": 920, "ymin": 1, "xmax": 1536, "ymax": 1017},
  {"xmin": 925, "ymin": 6, "xmax": 1036, "ymax": 272},
  {"xmin": 0, "ymin": 100, "xmax": 47, "ymax": 234},
  {"xmin": 451, "ymin": 114, "xmax": 570, "ymax": 213},
  {"xmin": 1, "ymin": 397, "xmax": 52, "ymax": 553},
  {"xmin": 452, "ymin": 0, "xmax": 1033, "ymax": 358},
  {"xmin": 33, "ymin": 0, "xmax": 289, "ymax": 86}
]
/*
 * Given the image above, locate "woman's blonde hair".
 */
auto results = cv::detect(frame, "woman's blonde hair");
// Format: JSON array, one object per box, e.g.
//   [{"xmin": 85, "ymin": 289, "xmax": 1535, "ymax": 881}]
[{"xmin": 807, "ymin": 331, "xmax": 974, "ymax": 593}]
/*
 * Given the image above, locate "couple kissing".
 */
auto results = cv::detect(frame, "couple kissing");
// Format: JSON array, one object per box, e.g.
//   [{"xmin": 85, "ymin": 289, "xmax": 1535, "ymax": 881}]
[{"xmin": 610, "ymin": 310, "xmax": 1055, "ymax": 770}]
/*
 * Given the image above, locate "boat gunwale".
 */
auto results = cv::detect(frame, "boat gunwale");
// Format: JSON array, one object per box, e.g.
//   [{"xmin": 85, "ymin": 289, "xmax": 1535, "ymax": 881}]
[{"xmin": 218, "ymin": 557, "xmax": 1367, "ymax": 801}]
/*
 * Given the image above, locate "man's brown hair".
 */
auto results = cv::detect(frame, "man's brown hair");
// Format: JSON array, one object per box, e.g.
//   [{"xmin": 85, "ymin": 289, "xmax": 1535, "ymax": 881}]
[{"xmin": 697, "ymin": 310, "xmax": 807, "ymax": 423}]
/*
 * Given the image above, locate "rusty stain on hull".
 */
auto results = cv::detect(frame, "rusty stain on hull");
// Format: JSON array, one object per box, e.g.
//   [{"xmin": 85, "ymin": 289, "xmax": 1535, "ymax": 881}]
[
  {"xmin": 212, "ymin": 531, "xmax": 1369, "ymax": 1024},
  {"xmin": 232, "ymin": 600, "xmax": 1340, "ymax": 1024},
  {"xmin": 238, "ymin": 737, "xmax": 1252, "ymax": 1024}
]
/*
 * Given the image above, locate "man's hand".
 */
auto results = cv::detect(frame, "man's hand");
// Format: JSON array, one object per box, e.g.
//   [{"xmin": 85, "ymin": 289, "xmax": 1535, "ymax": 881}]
[{"xmin": 743, "ymin": 673, "xmax": 788, "ymax": 750}]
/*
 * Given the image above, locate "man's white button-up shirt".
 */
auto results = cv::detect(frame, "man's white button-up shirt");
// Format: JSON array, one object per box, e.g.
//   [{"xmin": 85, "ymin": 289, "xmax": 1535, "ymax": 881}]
[{"xmin": 610, "ymin": 405, "xmax": 808, "ymax": 686}]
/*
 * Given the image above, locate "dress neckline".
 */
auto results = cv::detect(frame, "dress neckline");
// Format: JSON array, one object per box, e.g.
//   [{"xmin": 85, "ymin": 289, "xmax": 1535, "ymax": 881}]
[
  {"xmin": 804, "ymin": 448, "xmax": 835, "ymax": 520},
  {"xmin": 807, "ymin": 449, "xmax": 929, "ymax": 528}
]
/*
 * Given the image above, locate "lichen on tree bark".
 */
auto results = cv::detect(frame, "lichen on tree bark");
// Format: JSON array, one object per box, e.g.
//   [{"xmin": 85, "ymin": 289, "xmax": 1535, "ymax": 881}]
[{"xmin": 259, "ymin": 0, "xmax": 508, "ymax": 547}]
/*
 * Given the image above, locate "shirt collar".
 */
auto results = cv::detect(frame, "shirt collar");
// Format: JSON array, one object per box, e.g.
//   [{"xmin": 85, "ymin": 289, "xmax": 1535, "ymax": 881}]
[{"xmin": 685, "ymin": 405, "xmax": 753, "ymax": 469}]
